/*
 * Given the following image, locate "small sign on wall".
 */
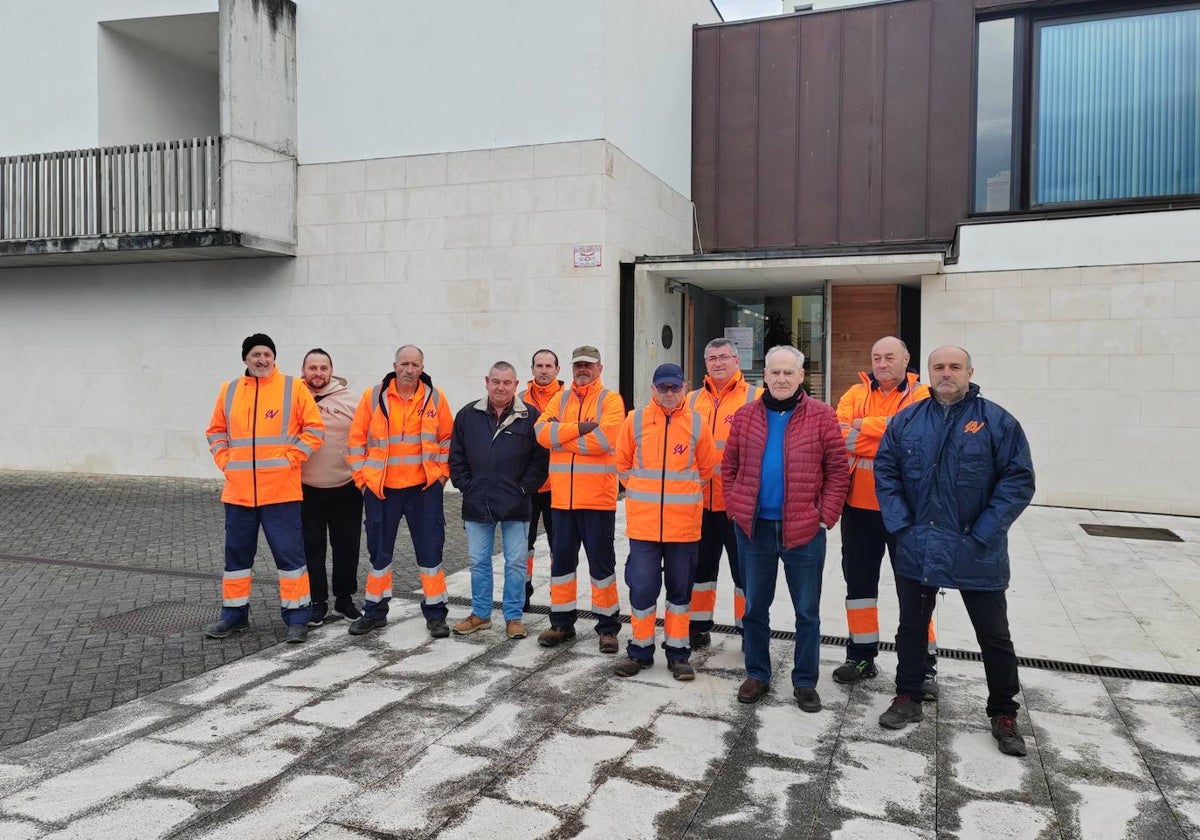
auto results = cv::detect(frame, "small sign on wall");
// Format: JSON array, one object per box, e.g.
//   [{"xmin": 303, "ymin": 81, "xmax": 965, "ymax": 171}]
[
  {"xmin": 573, "ymin": 244, "xmax": 602, "ymax": 268},
  {"xmin": 724, "ymin": 326, "xmax": 754, "ymax": 370}
]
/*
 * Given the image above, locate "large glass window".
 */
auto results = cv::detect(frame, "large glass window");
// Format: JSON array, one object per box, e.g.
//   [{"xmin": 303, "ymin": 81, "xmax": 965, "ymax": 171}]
[{"xmin": 974, "ymin": 18, "xmax": 1016, "ymax": 212}]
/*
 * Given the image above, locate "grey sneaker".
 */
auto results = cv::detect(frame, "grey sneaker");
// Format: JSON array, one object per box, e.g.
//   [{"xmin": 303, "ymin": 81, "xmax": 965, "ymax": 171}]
[
  {"xmin": 832, "ymin": 659, "xmax": 878, "ymax": 684},
  {"xmin": 921, "ymin": 673, "xmax": 939, "ymax": 702},
  {"xmin": 879, "ymin": 694, "xmax": 924, "ymax": 730},
  {"xmin": 990, "ymin": 714, "xmax": 1028, "ymax": 757}
]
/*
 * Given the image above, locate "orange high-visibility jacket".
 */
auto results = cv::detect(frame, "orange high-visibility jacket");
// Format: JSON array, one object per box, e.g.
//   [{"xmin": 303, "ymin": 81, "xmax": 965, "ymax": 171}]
[
  {"xmin": 616, "ymin": 399, "xmax": 717, "ymax": 543},
  {"xmin": 686, "ymin": 372, "xmax": 762, "ymax": 512},
  {"xmin": 206, "ymin": 368, "xmax": 325, "ymax": 507},
  {"xmin": 534, "ymin": 378, "xmax": 625, "ymax": 511},
  {"xmin": 521, "ymin": 379, "xmax": 563, "ymax": 494},
  {"xmin": 347, "ymin": 373, "xmax": 453, "ymax": 497},
  {"xmin": 836, "ymin": 370, "xmax": 930, "ymax": 510}
]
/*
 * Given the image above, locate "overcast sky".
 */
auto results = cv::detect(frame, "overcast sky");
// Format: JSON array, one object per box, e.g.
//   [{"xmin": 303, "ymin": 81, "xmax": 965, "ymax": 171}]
[{"xmin": 713, "ymin": 0, "xmax": 782, "ymax": 21}]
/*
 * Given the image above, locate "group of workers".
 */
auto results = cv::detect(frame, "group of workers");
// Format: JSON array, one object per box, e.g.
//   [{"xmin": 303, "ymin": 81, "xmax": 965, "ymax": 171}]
[{"xmin": 204, "ymin": 332, "xmax": 1034, "ymax": 756}]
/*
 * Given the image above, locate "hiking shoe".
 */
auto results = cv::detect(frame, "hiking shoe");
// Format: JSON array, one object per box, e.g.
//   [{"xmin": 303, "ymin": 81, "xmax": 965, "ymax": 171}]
[
  {"xmin": 794, "ymin": 686, "xmax": 822, "ymax": 713},
  {"xmin": 306, "ymin": 602, "xmax": 328, "ymax": 628},
  {"xmin": 537, "ymin": 626, "xmax": 576, "ymax": 647},
  {"xmin": 921, "ymin": 673, "xmax": 939, "ymax": 702},
  {"xmin": 614, "ymin": 657, "xmax": 652, "ymax": 677},
  {"xmin": 832, "ymin": 659, "xmax": 878, "ymax": 684},
  {"xmin": 991, "ymin": 714, "xmax": 1028, "ymax": 757},
  {"xmin": 669, "ymin": 661, "xmax": 696, "ymax": 682},
  {"xmin": 285, "ymin": 623, "xmax": 308, "ymax": 644},
  {"xmin": 452, "ymin": 614, "xmax": 492, "ymax": 635},
  {"xmin": 879, "ymin": 694, "xmax": 924, "ymax": 730},
  {"xmin": 506, "ymin": 619, "xmax": 528, "ymax": 640},
  {"xmin": 598, "ymin": 633, "xmax": 619, "ymax": 654},
  {"xmin": 203, "ymin": 618, "xmax": 250, "ymax": 639},
  {"xmin": 690, "ymin": 631, "xmax": 711, "ymax": 649},
  {"xmin": 737, "ymin": 677, "xmax": 770, "ymax": 704},
  {"xmin": 348, "ymin": 616, "xmax": 387, "ymax": 636},
  {"xmin": 332, "ymin": 598, "xmax": 362, "ymax": 621},
  {"xmin": 427, "ymin": 619, "xmax": 450, "ymax": 639}
]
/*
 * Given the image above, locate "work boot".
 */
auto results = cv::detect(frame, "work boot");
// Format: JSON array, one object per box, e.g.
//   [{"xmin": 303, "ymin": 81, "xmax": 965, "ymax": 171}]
[
  {"xmin": 427, "ymin": 619, "xmax": 450, "ymax": 639},
  {"xmin": 921, "ymin": 672, "xmax": 939, "ymax": 702},
  {"xmin": 348, "ymin": 616, "xmax": 387, "ymax": 636},
  {"xmin": 332, "ymin": 598, "xmax": 362, "ymax": 621},
  {"xmin": 452, "ymin": 614, "xmax": 492, "ymax": 635},
  {"xmin": 737, "ymin": 677, "xmax": 770, "ymax": 704},
  {"xmin": 506, "ymin": 619, "xmax": 528, "ymax": 640},
  {"xmin": 668, "ymin": 661, "xmax": 696, "ymax": 682},
  {"xmin": 614, "ymin": 657, "xmax": 652, "ymax": 677},
  {"xmin": 538, "ymin": 626, "xmax": 576, "ymax": 647},
  {"xmin": 306, "ymin": 602, "xmax": 328, "ymax": 628},
  {"xmin": 879, "ymin": 695, "xmax": 924, "ymax": 730},
  {"xmin": 598, "ymin": 633, "xmax": 619, "ymax": 654},
  {"xmin": 990, "ymin": 714, "xmax": 1028, "ymax": 757},
  {"xmin": 794, "ymin": 686, "xmax": 822, "ymax": 713},
  {"xmin": 285, "ymin": 623, "xmax": 308, "ymax": 644},
  {"xmin": 832, "ymin": 659, "xmax": 878, "ymax": 684},
  {"xmin": 690, "ymin": 631, "xmax": 712, "ymax": 649},
  {"xmin": 203, "ymin": 617, "xmax": 250, "ymax": 639}
]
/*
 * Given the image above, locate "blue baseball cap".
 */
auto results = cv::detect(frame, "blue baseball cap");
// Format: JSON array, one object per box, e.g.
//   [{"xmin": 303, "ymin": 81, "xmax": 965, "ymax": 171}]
[{"xmin": 652, "ymin": 363, "xmax": 685, "ymax": 388}]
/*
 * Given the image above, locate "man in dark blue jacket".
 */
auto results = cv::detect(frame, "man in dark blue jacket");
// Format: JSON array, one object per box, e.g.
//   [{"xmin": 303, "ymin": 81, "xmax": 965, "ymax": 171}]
[
  {"xmin": 874, "ymin": 346, "xmax": 1035, "ymax": 756},
  {"xmin": 449, "ymin": 361, "xmax": 549, "ymax": 641}
]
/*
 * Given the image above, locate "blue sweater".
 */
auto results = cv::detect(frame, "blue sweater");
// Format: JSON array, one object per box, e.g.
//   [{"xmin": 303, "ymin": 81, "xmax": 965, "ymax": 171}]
[{"xmin": 756, "ymin": 407, "xmax": 793, "ymax": 520}]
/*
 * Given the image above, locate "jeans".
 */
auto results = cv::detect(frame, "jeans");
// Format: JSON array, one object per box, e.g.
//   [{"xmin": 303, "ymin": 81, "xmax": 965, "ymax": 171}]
[
  {"xmin": 465, "ymin": 520, "xmax": 529, "ymax": 621},
  {"xmin": 895, "ymin": 574, "xmax": 1019, "ymax": 716},
  {"xmin": 737, "ymin": 518, "xmax": 826, "ymax": 689}
]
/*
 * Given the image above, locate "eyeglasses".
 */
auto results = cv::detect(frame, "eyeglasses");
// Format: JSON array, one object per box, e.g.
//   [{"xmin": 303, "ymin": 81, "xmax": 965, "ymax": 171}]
[
  {"xmin": 654, "ymin": 383, "xmax": 683, "ymax": 393},
  {"xmin": 705, "ymin": 354, "xmax": 735, "ymax": 363}
]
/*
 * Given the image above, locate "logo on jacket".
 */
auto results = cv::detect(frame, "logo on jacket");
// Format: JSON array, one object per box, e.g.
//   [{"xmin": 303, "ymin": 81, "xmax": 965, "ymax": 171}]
[
  {"xmin": 265, "ymin": 409, "xmax": 279, "ymax": 419},
  {"xmin": 425, "ymin": 408, "xmax": 437, "ymax": 418},
  {"xmin": 672, "ymin": 443, "xmax": 688, "ymax": 455},
  {"xmin": 963, "ymin": 420, "xmax": 985, "ymax": 434}
]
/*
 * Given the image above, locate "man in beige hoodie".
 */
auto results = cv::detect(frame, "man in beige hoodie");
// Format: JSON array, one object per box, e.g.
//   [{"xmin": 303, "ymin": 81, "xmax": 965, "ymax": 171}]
[{"xmin": 300, "ymin": 348, "xmax": 364, "ymax": 626}]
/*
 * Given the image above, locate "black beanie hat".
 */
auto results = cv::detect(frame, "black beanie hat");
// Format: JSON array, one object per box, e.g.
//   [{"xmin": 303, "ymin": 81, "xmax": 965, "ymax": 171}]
[{"xmin": 241, "ymin": 333, "xmax": 277, "ymax": 359}]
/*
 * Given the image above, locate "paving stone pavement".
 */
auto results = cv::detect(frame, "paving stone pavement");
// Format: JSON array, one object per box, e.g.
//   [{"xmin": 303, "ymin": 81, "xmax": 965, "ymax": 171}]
[{"xmin": 0, "ymin": 470, "xmax": 471, "ymax": 748}]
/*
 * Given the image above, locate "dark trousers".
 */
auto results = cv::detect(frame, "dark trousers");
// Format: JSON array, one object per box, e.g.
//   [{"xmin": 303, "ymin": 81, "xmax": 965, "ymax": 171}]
[
  {"xmin": 363, "ymin": 482, "xmax": 447, "ymax": 621},
  {"xmin": 625, "ymin": 539, "xmax": 697, "ymax": 664},
  {"xmin": 895, "ymin": 574, "xmax": 1019, "ymax": 716},
  {"xmin": 301, "ymin": 481, "xmax": 363, "ymax": 605},
  {"xmin": 690, "ymin": 509, "xmax": 743, "ymax": 633},
  {"xmin": 526, "ymin": 490, "xmax": 554, "ymax": 601},
  {"xmin": 842, "ymin": 505, "xmax": 936, "ymax": 673},
  {"xmin": 222, "ymin": 501, "xmax": 311, "ymax": 627},
  {"xmin": 548, "ymin": 508, "xmax": 620, "ymax": 635}
]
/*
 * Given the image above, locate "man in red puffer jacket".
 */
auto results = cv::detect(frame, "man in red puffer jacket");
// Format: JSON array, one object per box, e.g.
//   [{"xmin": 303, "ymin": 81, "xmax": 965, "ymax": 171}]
[{"xmin": 722, "ymin": 345, "xmax": 850, "ymax": 714}]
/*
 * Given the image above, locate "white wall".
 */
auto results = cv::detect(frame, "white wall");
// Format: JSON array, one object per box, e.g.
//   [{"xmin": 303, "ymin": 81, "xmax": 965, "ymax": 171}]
[
  {"xmin": 0, "ymin": 0, "xmax": 215, "ymax": 156},
  {"xmin": 98, "ymin": 24, "xmax": 219, "ymax": 146}
]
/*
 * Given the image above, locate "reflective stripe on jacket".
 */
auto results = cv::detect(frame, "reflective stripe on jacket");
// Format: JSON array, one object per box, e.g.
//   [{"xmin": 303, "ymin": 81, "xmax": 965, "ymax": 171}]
[
  {"xmin": 835, "ymin": 370, "xmax": 930, "ymax": 510},
  {"xmin": 534, "ymin": 378, "xmax": 625, "ymax": 511},
  {"xmin": 520, "ymin": 379, "xmax": 563, "ymax": 494},
  {"xmin": 347, "ymin": 374, "xmax": 453, "ymax": 496},
  {"xmin": 206, "ymin": 368, "xmax": 325, "ymax": 507},
  {"xmin": 686, "ymin": 372, "xmax": 762, "ymax": 512},
  {"xmin": 616, "ymin": 400, "xmax": 717, "ymax": 543}
]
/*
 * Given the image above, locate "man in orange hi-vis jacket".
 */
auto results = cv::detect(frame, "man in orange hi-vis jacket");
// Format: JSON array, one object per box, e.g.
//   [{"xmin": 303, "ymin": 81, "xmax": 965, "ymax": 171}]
[
  {"xmin": 519, "ymin": 348, "xmax": 563, "ymax": 611},
  {"xmin": 346, "ymin": 345, "xmax": 454, "ymax": 639},
  {"xmin": 204, "ymin": 333, "xmax": 325, "ymax": 644},
  {"xmin": 614, "ymin": 363, "xmax": 717, "ymax": 681},
  {"xmin": 686, "ymin": 337, "xmax": 763, "ymax": 648},
  {"xmin": 534, "ymin": 345, "xmax": 627, "ymax": 653},
  {"xmin": 834, "ymin": 336, "xmax": 937, "ymax": 698}
]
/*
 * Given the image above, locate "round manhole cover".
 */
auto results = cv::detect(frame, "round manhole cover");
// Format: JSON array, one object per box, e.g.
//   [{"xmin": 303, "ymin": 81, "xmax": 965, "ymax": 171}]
[{"xmin": 92, "ymin": 602, "xmax": 219, "ymax": 636}]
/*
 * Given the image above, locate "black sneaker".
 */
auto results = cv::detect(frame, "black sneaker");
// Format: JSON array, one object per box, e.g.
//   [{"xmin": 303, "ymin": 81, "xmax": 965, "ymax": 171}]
[
  {"xmin": 832, "ymin": 659, "xmax": 878, "ymax": 684},
  {"xmin": 203, "ymin": 618, "xmax": 250, "ymax": 639},
  {"xmin": 348, "ymin": 616, "xmax": 387, "ymax": 636},
  {"xmin": 921, "ymin": 673, "xmax": 939, "ymax": 702},
  {"xmin": 879, "ymin": 694, "xmax": 924, "ymax": 729},
  {"xmin": 614, "ymin": 657, "xmax": 652, "ymax": 677},
  {"xmin": 285, "ymin": 623, "xmax": 308, "ymax": 644},
  {"xmin": 427, "ymin": 618, "xmax": 450, "ymax": 639},
  {"xmin": 332, "ymin": 598, "xmax": 361, "ymax": 621},
  {"xmin": 990, "ymin": 714, "xmax": 1028, "ymax": 757},
  {"xmin": 306, "ymin": 602, "xmax": 328, "ymax": 628},
  {"xmin": 689, "ymin": 631, "xmax": 712, "ymax": 649}
]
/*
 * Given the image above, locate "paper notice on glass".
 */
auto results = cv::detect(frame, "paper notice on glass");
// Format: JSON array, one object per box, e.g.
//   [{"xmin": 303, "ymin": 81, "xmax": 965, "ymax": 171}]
[{"xmin": 724, "ymin": 327, "xmax": 754, "ymax": 370}]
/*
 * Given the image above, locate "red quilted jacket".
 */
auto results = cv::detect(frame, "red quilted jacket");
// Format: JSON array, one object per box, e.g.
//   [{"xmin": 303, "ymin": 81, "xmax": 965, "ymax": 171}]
[{"xmin": 722, "ymin": 394, "xmax": 851, "ymax": 549}]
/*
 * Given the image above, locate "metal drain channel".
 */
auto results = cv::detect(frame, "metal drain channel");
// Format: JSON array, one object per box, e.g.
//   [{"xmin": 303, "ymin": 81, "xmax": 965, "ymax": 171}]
[{"xmin": 418, "ymin": 593, "xmax": 1200, "ymax": 688}]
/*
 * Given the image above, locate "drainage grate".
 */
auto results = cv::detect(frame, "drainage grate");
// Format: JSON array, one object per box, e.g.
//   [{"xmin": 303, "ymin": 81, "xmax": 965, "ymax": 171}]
[
  {"xmin": 92, "ymin": 601, "xmax": 218, "ymax": 636},
  {"xmin": 1080, "ymin": 524, "xmax": 1183, "ymax": 542}
]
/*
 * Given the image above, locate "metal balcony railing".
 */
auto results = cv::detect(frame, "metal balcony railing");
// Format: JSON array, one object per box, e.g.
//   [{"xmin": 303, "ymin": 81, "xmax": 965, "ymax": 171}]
[{"xmin": 0, "ymin": 136, "xmax": 221, "ymax": 241}]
